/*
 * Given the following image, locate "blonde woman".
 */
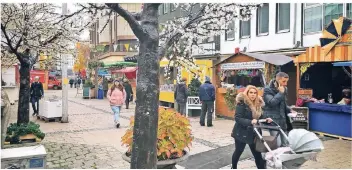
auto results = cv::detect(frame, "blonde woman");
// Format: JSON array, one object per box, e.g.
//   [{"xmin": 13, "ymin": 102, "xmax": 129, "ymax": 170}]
[{"xmin": 231, "ymin": 85, "xmax": 272, "ymax": 169}]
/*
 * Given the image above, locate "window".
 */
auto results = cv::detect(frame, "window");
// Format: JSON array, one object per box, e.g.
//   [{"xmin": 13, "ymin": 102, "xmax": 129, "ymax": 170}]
[
  {"xmin": 257, "ymin": 3, "xmax": 269, "ymax": 35},
  {"xmin": 240, "ymin": 20, "xmax": 251, "ymax": 38},
  {"xmin": 170, "ymin": 3, "xmax": 176, "ymax": 12},
  {"xmin": 163, "ymin": 4, "xmax": 169, "ymax": 14},
  {"xmin": 225, "ymin": 21, "xmax": 235, "ymax": 41},
  {"xmin": 304, "ymin": 3, "xmax": 347, "ymax": 34},
  {"xmin": 323, "ymin": 4, "xmax": 343, "ymax": 27},
  {"xmin": 304, "ymin": 4, "xmax": 322, "ymax": 33},
  {"xmin": 347, "ymin": 3, "xmax": 352, "ymax": 18},
  {"xmin": 276, "ymin": 3, "xmax": 290, "ymax": 32},
  {"xmin": 158, "ymin": 5, "xmax": 163, "ymax": 15}
]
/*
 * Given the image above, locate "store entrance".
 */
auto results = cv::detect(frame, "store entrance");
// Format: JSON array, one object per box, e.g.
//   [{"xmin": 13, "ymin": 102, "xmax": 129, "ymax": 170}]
[{"xmin": 300, "ymin": 63, "xmax": 351, "ymax": 103}]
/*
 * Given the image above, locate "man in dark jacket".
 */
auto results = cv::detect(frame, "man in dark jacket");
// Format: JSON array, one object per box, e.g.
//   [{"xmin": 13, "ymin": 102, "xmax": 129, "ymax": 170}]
[
  {"xmin": 263, "ymin": 72, "xmax": 296, "ymax": 147},
  {"xmin": 103, "ymin": 77, "xmax": 109, "ymax": 98},
  {"xmin": 30, "ymin": 76, "xmax": 44, "ymax": 116},
  {"xmin": 199, "ymin": 76, "xmax": 215, "ymax": 127},
  {"xmin": 174, "ymin": 77, "xmax": 188, "ymax": 115},
  {"xmin": 123, "ymin": 79, "xmax": 133, "ymax": 109}
]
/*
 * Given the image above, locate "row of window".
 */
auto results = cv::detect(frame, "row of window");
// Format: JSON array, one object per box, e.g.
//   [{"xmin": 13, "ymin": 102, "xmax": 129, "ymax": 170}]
[
  {"xmin": 159, "ymin": 3, "xmax": 176, "ymax": 15},
  {"xmin": 225, "ymin": 3, "xmax": 352, "ymax": 41}
]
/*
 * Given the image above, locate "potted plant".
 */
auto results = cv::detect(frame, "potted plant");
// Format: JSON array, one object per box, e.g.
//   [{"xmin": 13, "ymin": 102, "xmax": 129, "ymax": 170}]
[
  {"xmin": 187, "ymin": 78, "xmax": 202, "ymax": 116},
  {"xmin": 5, "ymin": 121, "xmax": 45, "ymax": 144},
  {"xmin": 121, "ymin": 108, "xmax": 193, "ymax": 169}
]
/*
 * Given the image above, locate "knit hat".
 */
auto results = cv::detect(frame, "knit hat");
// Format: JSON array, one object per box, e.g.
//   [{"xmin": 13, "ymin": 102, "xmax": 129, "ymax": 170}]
[{"xmin": 205, "ymin": 76, "xmax": 211, "ymax": 82}]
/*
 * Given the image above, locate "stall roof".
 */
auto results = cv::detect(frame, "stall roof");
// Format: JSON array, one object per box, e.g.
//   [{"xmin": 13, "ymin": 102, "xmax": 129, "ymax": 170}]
[
  {"xmin": 333, "ymin": 61, "xmax": 352, "ymax": 67},
  {"xmin": 216, "ymin": 52, "xmax": 293, "ymax": 66},
  {"xmin": 111, "ymin": 67, "xmax": 137, "ymax": 73}
]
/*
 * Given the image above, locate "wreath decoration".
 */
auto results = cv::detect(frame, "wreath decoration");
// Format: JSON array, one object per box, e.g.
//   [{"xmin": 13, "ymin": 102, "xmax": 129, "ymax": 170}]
[{"xmin": 224, "ymin": 87, "xmax": 237, "ymax": 111}]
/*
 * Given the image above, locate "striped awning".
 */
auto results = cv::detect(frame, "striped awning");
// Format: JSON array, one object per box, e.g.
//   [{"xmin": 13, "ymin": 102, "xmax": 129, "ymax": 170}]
[{"xmin": 294, "ymin": 45, "xmax": 352, "ymax": 63}]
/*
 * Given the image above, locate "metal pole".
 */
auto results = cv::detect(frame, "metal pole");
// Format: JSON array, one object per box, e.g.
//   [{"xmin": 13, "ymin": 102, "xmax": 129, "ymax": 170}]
[{"xmin": 61, "ymin": 3, "xmax": 69, "ymax": 123}]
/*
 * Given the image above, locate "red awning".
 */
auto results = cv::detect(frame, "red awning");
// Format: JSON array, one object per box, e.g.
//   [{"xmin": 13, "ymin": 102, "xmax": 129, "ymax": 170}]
[{"xmin": 110, "ymin": 67, "xmax": 137, "ymax": 73}]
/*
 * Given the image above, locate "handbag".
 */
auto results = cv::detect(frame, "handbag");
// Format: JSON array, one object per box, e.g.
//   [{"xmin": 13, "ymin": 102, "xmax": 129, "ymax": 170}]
[{"xmin": 254, "ymin": 132, "xmax": 280, "ymax": 152}]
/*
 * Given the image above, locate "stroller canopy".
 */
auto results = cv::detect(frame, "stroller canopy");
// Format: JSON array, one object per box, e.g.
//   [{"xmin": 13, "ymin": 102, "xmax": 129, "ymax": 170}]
[{"xmin": 288, "ymin": 129, "xmax": 324, "ymax": 153}]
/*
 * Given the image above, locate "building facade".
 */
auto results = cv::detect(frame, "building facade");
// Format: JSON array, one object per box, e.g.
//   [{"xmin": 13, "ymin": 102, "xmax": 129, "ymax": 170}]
[{"xmin": 89, "ymin": 3, "xmax": 142, "ymax": 64}]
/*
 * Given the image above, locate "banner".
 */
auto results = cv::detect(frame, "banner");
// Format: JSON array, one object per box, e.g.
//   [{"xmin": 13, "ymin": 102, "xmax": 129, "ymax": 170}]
[{"xmin": 221, "ymin": 61, "xmax": 265, "ymax": 70}]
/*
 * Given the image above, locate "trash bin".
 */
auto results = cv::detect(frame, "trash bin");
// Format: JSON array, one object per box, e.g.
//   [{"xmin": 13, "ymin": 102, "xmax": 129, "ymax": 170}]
[{"xmin": 97, "ymin": 89, "xmax": 104, "ymax": 99}]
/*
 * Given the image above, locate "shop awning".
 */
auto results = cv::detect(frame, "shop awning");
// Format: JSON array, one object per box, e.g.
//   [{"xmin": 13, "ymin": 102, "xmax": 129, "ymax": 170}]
[
  {"xmin": 124, "ymin": 55, "xmax": 138, "ymax": 63},
  {"xmin": 110, "ymin": 67, "xmax": 137, "ymax": 73},
  {"xmin": 333, "ymin": 61, "xmax": 352, "ymax": 67},
  {"xmin": 241, "ymin": 52, "xmax": 293, "ymax": 65}
]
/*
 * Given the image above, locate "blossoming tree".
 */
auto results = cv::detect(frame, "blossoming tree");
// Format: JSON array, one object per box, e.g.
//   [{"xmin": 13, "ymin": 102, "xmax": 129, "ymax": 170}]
[
  {"xmin": 1, "ymin": 3, "xmax": 86, "ymax": 124},
  {"xmin": 70, "ymin": 3, "xmax": 260, "ymax": 168}
]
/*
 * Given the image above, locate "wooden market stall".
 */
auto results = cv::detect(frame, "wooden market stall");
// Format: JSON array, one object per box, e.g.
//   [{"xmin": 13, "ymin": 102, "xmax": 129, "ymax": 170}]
[
  {"xmin": 214, "ymin": 52, "xmax": 293, "ymax": 118},
  {"xmin": 293, "ymin": 17, "xmax": 352, "ymax": 140}
]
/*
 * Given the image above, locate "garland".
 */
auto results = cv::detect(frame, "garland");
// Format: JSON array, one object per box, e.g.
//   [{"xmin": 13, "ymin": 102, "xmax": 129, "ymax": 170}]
[{"xmin": 224, "ymin": 87, "xmax": 237, "ymax": 111}]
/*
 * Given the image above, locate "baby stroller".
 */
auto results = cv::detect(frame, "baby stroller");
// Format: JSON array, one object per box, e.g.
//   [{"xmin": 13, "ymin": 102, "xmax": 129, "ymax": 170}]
[{"xmin": 253, "ymin": 120, "xmax": 324, "ymax": 169}]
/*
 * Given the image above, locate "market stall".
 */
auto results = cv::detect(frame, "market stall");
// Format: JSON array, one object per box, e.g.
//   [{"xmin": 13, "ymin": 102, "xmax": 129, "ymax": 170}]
[
  {"xmin": 294, "ymin": 17, "xmax": 352, "ymax": 139},
  {"xmin": 214, "ymin": 52, "xmax": 293, "ymax": 118}
]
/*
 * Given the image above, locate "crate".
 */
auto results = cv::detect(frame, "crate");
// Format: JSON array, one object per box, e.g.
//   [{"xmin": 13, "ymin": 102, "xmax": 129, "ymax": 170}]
[{"xmin": 291, "ymin": 107, "xmax": 309, "ymax": 130}]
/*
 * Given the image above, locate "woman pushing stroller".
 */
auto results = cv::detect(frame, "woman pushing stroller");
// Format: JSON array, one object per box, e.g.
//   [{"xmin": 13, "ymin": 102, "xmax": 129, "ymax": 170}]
[{"xmin": 231, "ymin": 85, "xmax": 273, "ymax": 169}]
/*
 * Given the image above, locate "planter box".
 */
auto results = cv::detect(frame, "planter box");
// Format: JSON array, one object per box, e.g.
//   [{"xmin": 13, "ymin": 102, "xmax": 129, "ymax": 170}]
[
  {"xmin": 83, "ymin": 87, "xmax": 96, "ymax": 99},
  {"xmin": 122, "ymin": 151, "xmax": 189, "ymax": 169},
  {"xmin": 1, "ymin": 145, "xmax": 47, "ymax": 169}
]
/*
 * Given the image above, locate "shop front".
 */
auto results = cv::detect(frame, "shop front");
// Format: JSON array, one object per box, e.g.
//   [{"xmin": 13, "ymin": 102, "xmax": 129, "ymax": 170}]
[
  {"xmin": 294, "ymin": 17, "xmax": 352, "ymax": 139},
  {"xmin": 214, "ymin": 52, "xmax": 293, "ymax": 118}
]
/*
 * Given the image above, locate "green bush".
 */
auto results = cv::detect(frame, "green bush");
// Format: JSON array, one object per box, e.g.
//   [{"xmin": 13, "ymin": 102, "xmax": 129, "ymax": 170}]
[
  {"xmin": 188, "ymin": 78, "xmax": 201, "ymax": 96},
  {"xmin": 6, "ymin": 121, "xmax": 45, "ymax": 144}
]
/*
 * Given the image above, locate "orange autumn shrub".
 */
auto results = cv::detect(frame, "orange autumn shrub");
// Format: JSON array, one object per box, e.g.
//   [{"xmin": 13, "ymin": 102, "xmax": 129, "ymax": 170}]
[{"xmin": 121, "ymin": 108, "xmax": 193, "ymax": 160}]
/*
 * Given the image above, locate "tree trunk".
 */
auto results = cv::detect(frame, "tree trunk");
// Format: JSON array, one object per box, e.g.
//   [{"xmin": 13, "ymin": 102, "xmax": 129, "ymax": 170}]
[
  {"xmin": 17, "ymin": 64, "xmax": 31, "ymax": 124},
  {"xmin": 131, "ymin": 4, "xmax": 160, "ymax": 169}
]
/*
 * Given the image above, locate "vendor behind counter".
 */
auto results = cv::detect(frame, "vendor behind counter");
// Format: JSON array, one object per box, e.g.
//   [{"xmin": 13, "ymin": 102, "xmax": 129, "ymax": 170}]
[{"xmin": 221, "ymin": 70, "xmax": 263, "ymax": 88}]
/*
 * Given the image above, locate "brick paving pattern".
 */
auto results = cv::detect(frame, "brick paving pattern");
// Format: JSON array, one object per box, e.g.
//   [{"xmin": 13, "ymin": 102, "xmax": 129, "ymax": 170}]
[{"xmin": 5, "ymin": 89, "xmax": 352, "ymax": 169}]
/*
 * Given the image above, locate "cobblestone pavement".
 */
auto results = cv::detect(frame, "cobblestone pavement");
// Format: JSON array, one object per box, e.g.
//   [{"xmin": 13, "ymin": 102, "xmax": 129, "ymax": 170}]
[{"xmin": 6, "ymin": 89, "xmax": 352, "ymax": 169}]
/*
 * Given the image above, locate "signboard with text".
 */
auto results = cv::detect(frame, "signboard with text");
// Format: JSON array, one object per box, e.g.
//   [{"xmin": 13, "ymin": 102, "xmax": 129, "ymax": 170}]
[{"xmin": 221, "ymin": 61, "xmax": 265, "ymax": 70}]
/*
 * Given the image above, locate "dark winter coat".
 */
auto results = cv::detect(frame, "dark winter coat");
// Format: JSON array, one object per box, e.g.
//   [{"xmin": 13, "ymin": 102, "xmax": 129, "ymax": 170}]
[
  {"xmin": 263, "ymin": 80, "xmax": 292, "ymax": 131},
  {"xmin": 199, "ymin": 81, "xmax": 215, "ymax": 102},
  {"xmin": 174, "ymin": 83, "xmax": 188, "ymax": 104},
  {"xmin": 69, "ymin": 79, "xmax": 74, "ymax": 84},
  {"xmin": 123, "ymin": 82, "xmax": 133, "ymax": 99},
  {"xmin": 231, "ymin": 92, "xmax": 266, "ymax": 144},
  {"xmin": 30, "ymin": 82, "xmax": 44, "ymax": 98}
]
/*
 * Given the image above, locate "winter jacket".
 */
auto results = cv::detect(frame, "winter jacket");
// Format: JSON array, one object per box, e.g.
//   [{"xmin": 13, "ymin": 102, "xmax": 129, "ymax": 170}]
[
  {"xmin": 174, "ymin": 82, "xmax": 188, "ymax": 104},
  {"xmin": 199, "ymin": 81, "xmax": 215, "ymax": 102},
  {"xmin": 30, "ymin": 82, "xmax": 44, "ymax": 98},
  {"xmin": 123, "ymin": 82, "xmax": 133, "ymax": 99},
  {"xmin": 231, "ymin": 92, "xmax": 266, "ymax": 144},
  {"xmin": 263, "ymin": 80, "xmax": 292, "ymax": 131},
  {"xmin": 107, "ymin": 88, "xmax": 126, "ymax": 106}
]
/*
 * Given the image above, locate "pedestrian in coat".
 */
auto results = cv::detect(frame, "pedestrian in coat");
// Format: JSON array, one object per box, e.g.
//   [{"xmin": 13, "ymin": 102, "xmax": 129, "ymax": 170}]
[
  {"xmin": 107, "ymin": 80, "xmax": 126, "ymax": 128},
  {"xmin": 263, "ymin": 72, "xmax": 296, "ymax": 147},
  {"xmin": 30, "ymin": 76, "xmax": 44, "ymax": 116},
  {"xmin": 174, "ymin": 77, "xmax": 188, "ymax": 115},
  {"xmin": 199, "ymin": 76, "xmax": 215, "ymax": 127},
  {"xmin": 77, "ymin": 78, "xmax": 82, "ymax": 88},
  {"xmin": 103, "ymin": 77, "xmax": 109, "ymax": 98},
  {"xmin": 231, "ymin": 85, "xmax": 272, "ymax": 169},
  {"xmin": 69, "ymin": 78, "xmax": 74, "ymax": 88},
  {"xmin": 74, "ymin": 78, "xmax": 77, "ymax": 88},
  {"xmin": 123, "ymin": 79, "xmax": 133, "ymax": 109}
]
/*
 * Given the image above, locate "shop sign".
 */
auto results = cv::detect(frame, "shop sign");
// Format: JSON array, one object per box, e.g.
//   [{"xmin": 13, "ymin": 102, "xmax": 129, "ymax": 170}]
[{"xmin": 221, "ymin": 61, "xmax": 265, "ymax": 70}]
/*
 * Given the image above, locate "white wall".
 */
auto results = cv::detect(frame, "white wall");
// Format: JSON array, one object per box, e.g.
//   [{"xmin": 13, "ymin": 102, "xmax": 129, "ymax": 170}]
[{"xmin": 220, "ymin": 3, "xmax": 302, "ymax": 54}]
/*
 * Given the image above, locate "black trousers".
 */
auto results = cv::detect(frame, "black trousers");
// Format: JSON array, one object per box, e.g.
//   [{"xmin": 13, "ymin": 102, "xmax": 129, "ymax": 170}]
[
  {"xmin": 232, "ymin": 138, "xmax": 266, "ymax": 169},
  {"xmin": 200, "ymin": 101, "xmax": 214, "ymax": 125},
  {"xmin": 31, "ymin": 96, "xmax": 40, "ymax": 114}
]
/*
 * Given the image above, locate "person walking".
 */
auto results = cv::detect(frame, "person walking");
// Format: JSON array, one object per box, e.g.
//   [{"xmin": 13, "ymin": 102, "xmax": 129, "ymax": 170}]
[
  {"xmin": 69, "ymin": 78, "xmax": 74, "ymax": 88},
  {"xmin": 30, "ymin": 76, "xmax": 44, "ymax": 116},
  {"xmin": 74, "ymin": 78, "xmax": 77, "ymax": 88},
  {"xmin": 107, "ymin": 80, "xmax": 126, "ymax": 128},
  {"xmin": 174, "ymin": 77, "xmax": 188, "ymax": 115},
  {"xmin": 199, "ymin": 76, "xmax": 215, "ymax": 127},
  {"xmin": 103, "ymin": 77, "xmax": 109, "ymax": 98},
  {"xmin": 77, "ymin": 78, "xmax": 82, "ymax": 88},
  {"xmin": 231, "ymin": 85, "xmax": 272, "ymax": 169},
  {"xmin": 123, "ymin": 79, "xmax": 133, "ymax": 109},
  {"xmin": 263, "ymin": 72, "xmax": 296, "ymax": 147}
]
